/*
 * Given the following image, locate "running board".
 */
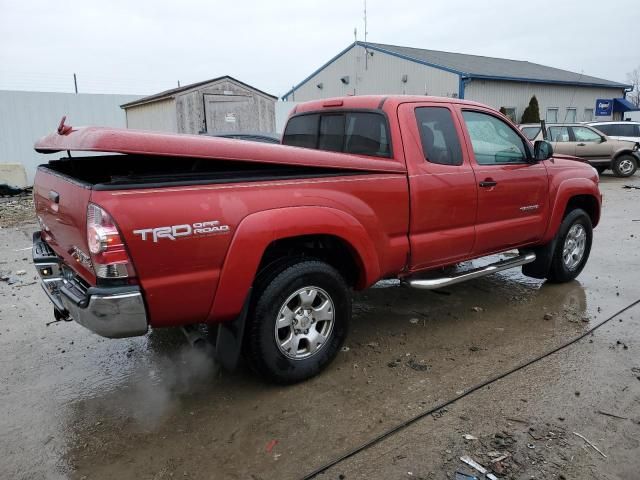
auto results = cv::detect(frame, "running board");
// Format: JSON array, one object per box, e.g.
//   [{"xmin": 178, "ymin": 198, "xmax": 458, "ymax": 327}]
[{"xmin": 408, "ymin": 252, "xmax": 536, "ymax": 290}]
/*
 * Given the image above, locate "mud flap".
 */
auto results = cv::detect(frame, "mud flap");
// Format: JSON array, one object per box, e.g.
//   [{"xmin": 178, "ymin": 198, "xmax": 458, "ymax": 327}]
[
  {"xmin": 521, "ymin": 239, "xmax": 557, "ymax": 279},
  {"xmin": 215, "ymin": 288, "xmax": 252, "ymax": 371}
]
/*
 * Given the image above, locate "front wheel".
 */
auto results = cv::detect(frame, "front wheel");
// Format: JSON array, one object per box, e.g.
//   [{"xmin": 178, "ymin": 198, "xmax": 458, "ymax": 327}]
[
  {"xmin": 612, "ymin": 154, "xmax": 637, "ymax": 177},
  {"xmin": 546, "ymin": 209, "xmax": 593, "ymax": 283},
  {"xmin": 245, "ymin": 260, "xmax": 351, "ymax": 384}
]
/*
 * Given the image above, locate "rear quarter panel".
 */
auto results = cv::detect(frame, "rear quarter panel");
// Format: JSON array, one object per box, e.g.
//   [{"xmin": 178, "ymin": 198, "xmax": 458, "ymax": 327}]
[{"xmin": 91, "ymin": 173, "xmax": 409, "ymax": 327}]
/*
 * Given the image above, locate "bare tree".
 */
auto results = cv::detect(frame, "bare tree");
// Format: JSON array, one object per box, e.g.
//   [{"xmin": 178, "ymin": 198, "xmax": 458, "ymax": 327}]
[{"xmin": 628, "ymin": 67, "xmax": 640, "ymax": 107}]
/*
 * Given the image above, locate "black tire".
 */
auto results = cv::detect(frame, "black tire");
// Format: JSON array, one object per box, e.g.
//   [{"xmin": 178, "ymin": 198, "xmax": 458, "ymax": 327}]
[
  {"xmin": 595, "ymin": 166, "xmax": 607, "ymax": 175},
  {"xmin": 611, "ymin": 154, "xmax": 637, "ymax": 177},
  {"xmin": 546, "ymin": 208, "xmax": 593, "ymax": 283},
  {"xmin": 245, "ymin": 260, "xmax": 351, "ymax": 384}
]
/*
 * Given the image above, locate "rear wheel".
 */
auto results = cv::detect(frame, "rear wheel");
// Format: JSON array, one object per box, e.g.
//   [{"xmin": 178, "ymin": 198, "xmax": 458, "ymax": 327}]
[
  {"xmin": 546, "ymin": 209, "xmax": 592, "ymax": 283},
  {"xmin": 612, "ymin": 154, "xmax": 637, "ymax": 177},
  {"xmin": 245, "ymin": 260, "xmax": 350, "ymax": 384}
]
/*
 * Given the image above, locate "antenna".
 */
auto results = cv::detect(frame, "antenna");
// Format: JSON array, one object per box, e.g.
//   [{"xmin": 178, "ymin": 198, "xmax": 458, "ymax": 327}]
[
  {"xmin": 354, "ymin": 27, "xmax": 357, "ymax": 42},
  {"xmin": 363, "ymin": 0, "xmax": 369, "ymax": 70}
]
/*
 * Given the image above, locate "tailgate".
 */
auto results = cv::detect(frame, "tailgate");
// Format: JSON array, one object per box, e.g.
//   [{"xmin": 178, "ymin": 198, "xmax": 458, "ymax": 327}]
[{"xmin": 33, "ymin": 167, "xmax": 96, "ymax": 285}]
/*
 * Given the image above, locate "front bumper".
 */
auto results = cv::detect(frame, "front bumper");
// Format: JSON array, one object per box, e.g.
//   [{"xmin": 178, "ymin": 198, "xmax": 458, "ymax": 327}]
[{"xmin": 32, "ymin": 232, "xmax": 148, "ymax": 338}]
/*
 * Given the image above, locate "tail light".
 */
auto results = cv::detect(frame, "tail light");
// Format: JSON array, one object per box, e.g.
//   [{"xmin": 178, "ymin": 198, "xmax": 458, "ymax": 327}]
[{"xmin": 87, "ymin": 203, "xmax": 135, "ymax": 279}]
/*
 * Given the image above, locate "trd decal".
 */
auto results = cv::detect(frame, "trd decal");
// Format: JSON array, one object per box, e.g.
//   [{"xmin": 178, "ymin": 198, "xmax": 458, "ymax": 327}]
[{"xmin": 133, "ymin": 220, "xmax": 230, "ymax": 242}]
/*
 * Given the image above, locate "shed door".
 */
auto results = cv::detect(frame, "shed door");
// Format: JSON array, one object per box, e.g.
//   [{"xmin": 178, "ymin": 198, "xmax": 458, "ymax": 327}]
[{"xmin": 204, "ymin": 94, "xmax": 256, "ymax": 133}]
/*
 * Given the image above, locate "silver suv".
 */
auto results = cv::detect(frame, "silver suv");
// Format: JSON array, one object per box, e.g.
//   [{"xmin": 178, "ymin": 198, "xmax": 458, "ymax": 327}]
[
  {"xmin": 587, "ymin": 121, "xmax": 640, "ymax": 143},
  {"xmin": 520, "ymin": 123, "xmax": 640, "ymax": 177}
]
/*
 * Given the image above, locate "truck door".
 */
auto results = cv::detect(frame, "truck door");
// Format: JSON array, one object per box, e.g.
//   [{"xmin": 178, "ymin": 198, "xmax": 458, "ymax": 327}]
[
  {"xmin": 457, "ymin": 108, "xmax": 549, "ymax": 255},
  {"xmin": 398, "ymin": 103, "xmax": 478, "ymax": 270}
]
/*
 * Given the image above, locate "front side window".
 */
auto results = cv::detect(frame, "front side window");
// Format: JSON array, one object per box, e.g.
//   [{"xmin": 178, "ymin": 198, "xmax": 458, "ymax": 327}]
[
  {"xmin": 521, "ymin": 126, "xmax": 541, "ymax": 140},
  {"xmin": 548, "ymin": 126, "xmax": 570, "ymax": 142},
  {"xmin": 572, "ymin": 126, "xmax": 602, "ymax": 142},
  {"xmin": 415, "ymin": 107, "xmax": 463, "ymax": 166},
  {"xmin": 462, "ymin": 111, "xmax": 528, "ymax": 165},
  {"xmin": 546, "ymin": 108, "xmax": 558, "ymax": 123}
]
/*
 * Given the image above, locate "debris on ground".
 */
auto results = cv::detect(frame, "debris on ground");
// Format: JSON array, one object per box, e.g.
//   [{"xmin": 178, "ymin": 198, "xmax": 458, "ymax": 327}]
[
  {"xmin": 471, "ymin": 306, "xmax": 484, "ymax": 312},
  {"xmin": 0, "ymin": 189, "xmax": 34, "ymax": 227},
  {"xmin": 459, "ymin": 456, "xmax": 497, "ymax": 480},
  {"xmin": 407, "ymin": 358, "xmax": 431, "ymax": 372},
  {"xmin": 0, "ymin": 183, "xmax": 26, "ymax": 196},
  {"xmin": 623, "ymin": 184, "xmax": 640, "ymax": 190},
  {"xmin": 573, "ymin": 431, "xmax": 607, "ymax": 458}
]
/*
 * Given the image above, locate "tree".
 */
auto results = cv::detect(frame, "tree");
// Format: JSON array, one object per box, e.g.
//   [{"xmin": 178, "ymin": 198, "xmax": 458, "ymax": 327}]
[
  {"xmin": 520, "ymin": 95, "xmax": 541, "ymax": 123},
  {"xmin": 627, "ymin": 67, "xmax": 640, "ymax": 108}
]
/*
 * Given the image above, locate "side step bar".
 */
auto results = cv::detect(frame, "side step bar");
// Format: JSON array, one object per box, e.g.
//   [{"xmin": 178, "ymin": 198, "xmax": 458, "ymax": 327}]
[{"xmin": 408, "ymin": 252, "xmax": 536, "ymax": 290}]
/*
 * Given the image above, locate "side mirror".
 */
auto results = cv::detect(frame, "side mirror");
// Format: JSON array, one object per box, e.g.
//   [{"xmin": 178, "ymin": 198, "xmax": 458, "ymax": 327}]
[
  {"xmin": 600, "ymin": 135, "xmax": 607, "ymax": 143},
  {"xmin": 534, "ymin": 140, "xmax": 554, "ymax": 161}
]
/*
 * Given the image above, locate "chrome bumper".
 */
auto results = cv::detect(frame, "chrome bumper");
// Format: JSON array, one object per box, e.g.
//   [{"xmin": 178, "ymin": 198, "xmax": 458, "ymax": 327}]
[{"xmin": 33, "ymin": 232, "xmax": 148, "ymax": 338}]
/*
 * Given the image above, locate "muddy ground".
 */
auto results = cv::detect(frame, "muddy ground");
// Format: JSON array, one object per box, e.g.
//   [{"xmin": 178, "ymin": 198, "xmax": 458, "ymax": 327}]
[{"xmin": 1, "ymin": 175, "xmax": 639, "ymax": 480}]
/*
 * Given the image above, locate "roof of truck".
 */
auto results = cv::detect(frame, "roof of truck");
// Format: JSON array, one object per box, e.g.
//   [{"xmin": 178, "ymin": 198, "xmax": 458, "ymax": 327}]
[{"xmin": 291, "ymin": 94, "xmax": 489, "ymax": 115}]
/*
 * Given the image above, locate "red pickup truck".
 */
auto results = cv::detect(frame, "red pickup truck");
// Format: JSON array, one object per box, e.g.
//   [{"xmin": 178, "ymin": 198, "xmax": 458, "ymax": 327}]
[{"xmin": 32, "ymin": 96, "xmax": 601, "ymax": 383}]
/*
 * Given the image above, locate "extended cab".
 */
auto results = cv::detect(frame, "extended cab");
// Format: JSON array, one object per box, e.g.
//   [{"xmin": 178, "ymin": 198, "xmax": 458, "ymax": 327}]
[{"xmin": 32, "ymin": 96, "xmax": 601, "ymax": 383}]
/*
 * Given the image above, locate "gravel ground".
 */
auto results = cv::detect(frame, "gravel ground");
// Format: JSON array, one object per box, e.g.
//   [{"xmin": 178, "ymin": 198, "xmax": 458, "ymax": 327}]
[{"xmin": 0, "ymin": 175, "xmax": 639, "ymax": 480}]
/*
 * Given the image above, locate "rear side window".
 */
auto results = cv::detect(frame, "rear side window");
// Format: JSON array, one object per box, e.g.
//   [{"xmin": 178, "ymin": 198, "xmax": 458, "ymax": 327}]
[
  {"xmin": 282, "ymin": 114, "xmax": 319, "ymax": 148},
  {"xmin": 593, "ymin": 124, "xmax": 614, "ymax": 136},
  {"xmin": 415, "ymin": 107, "xmax": 463, "ymax": 166},
  {"xmin": 548, "ymin": 126, "xmax": 570, "ymax": 142},
  {"xmin": 283, "ymin": 112, "xmax": 391, "ymax": 157}
]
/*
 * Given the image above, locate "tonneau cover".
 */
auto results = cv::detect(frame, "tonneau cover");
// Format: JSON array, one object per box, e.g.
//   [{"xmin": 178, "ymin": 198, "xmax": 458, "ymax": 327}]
[{"xmin": 34, "ymin": 126, "xmax": 406, "ymax": 174}]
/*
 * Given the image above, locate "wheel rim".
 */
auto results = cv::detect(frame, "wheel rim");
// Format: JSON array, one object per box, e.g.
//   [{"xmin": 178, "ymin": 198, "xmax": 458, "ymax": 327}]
[
  {"xmin": 562, "ymin": 224, "xmax": 587, "ymax": 270},
  {"xmin": 274, "ymin": 286, "xmax": 335, "ymax": 360},
  {"xmin": 618, "ymin": 158, "xmax": 634, "ymax": 175}
]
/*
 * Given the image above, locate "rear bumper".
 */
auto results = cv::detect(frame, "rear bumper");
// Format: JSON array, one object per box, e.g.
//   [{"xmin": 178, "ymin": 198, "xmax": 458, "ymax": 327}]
[{"xmin": 32, "ymin": 232, "xmax": 148, "ymax": 338}]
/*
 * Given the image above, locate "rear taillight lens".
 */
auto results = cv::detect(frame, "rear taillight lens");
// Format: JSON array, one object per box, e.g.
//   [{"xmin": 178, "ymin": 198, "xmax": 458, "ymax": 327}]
[{"xmin": 87, "ymin": 203, "xmax": 135, "ymax": 279}]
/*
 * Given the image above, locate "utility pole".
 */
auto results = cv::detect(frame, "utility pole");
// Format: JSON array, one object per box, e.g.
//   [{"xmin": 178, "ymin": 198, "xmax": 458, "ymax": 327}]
[
  {"xmin": 178, "ymin": 80, "xmax": 181, "ymax": 87},
  {"xmin": 73, "ymin": 73, "xmax": 78, "ymax": 94}
]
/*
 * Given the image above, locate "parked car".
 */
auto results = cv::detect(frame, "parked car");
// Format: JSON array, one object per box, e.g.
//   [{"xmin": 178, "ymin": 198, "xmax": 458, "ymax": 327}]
[
  {"xmin": 33, "ymin": 96, "xmax": 601, "ymax": 384},
  {"xmin": 587, "ymin": 121, "xmax": 640, "ymax": 143},
  {"xmin": 519, "ymin": 122, "xmax": 640, "ymax": 176}
]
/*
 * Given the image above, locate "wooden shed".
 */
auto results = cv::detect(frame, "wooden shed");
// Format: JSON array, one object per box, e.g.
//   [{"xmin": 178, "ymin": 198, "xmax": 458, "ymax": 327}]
[{"xmin": 121, "ymin": 76, "xmax": 277, "ymax": 134}]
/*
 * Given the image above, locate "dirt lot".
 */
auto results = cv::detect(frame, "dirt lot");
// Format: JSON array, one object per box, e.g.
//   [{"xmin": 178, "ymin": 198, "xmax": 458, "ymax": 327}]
[{"xmin": 1, "ymin": 175, "xmax": 639, "ymax": 480}]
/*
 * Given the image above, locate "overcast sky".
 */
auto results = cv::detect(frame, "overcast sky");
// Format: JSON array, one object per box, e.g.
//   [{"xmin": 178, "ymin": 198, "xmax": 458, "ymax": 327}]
[{"xmin": 1, "ymin": 0, "xmax": 638, "ymax": 97}]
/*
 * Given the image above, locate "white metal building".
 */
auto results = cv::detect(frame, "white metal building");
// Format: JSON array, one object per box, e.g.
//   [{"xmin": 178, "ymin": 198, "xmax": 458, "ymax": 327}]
[
  {"xmin": 0, "ymin": 90, "xmax": 140, "ymax": 186},
  {"xmin": 283, "ymin": 42, "xmax": 635, "ymax": 123},
  {"xmin": 121, "ymin": 76, "xmax": 277, "ymax": 135}
]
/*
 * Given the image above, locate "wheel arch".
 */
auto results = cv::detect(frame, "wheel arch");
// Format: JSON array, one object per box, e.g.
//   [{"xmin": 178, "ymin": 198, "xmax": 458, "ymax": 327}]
[
  {"xmin": 544, "ymin": 178, "xmax": 601, "ymax": 243},
  {"xmin": 208, "ymin": 206, "xmax": 381, "ymax": 323}
]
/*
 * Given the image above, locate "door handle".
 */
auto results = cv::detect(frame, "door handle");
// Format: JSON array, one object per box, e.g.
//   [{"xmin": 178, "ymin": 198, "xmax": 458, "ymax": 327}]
[
  {"xmin": 479, "ymin": 180, "xmax": 497, "ymax": 188},
  {"xmin": 577, "ymin": 143, "xmax": 586, "ymax": 146}
]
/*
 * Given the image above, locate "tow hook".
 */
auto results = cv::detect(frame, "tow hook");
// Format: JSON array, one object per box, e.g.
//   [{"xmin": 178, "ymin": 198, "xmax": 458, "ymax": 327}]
[{"xmin": 46, "ymin": 308, "xmax": 72, "ymax": 326}]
